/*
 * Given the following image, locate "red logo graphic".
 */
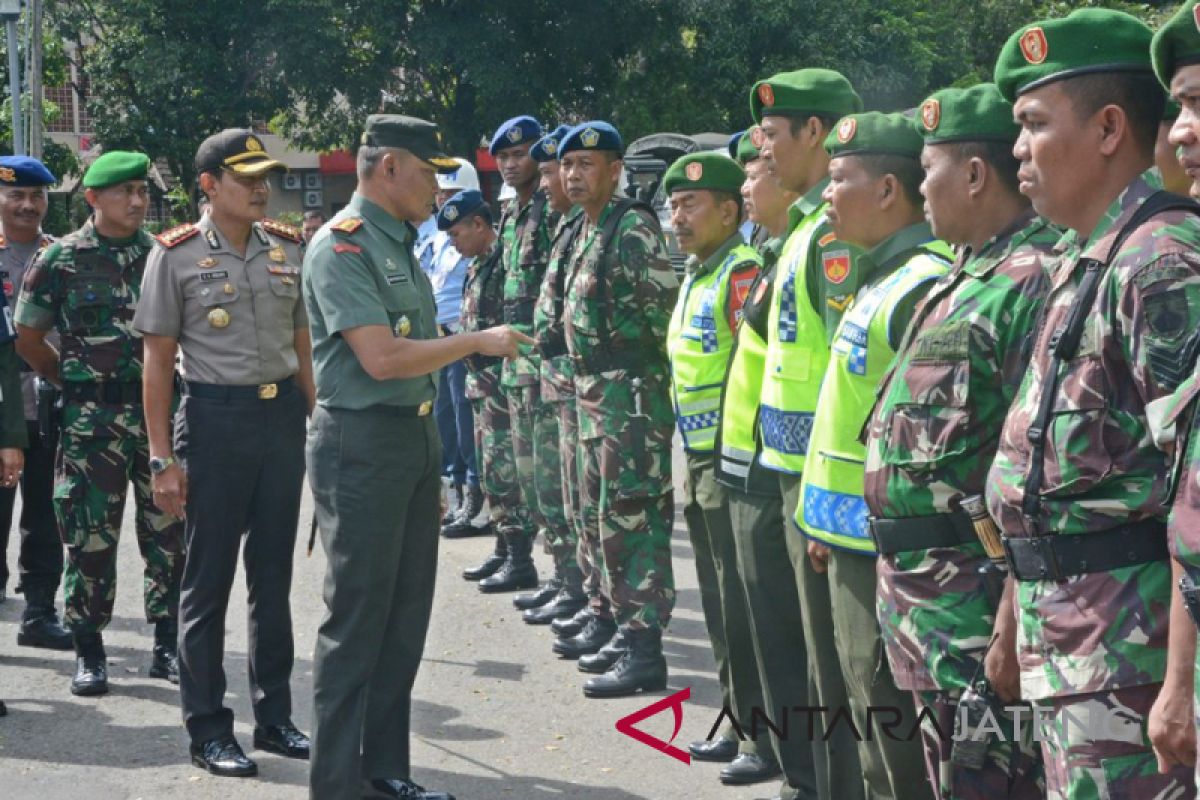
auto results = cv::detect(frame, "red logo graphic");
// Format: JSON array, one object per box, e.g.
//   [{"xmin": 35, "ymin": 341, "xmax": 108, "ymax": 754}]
[
  {"xmin": 1019, "ymin": 27, "xmax": 1048, "ymax": 65},
  {"xmin": 686, "ymin": 162, "xmax": 704, "ymax": 181},
  {"xmin": 749, "ymin": 125, "xmax": 765, "ymax": 148},
  {"xmin": 757, "ymin": 83, "xmax": 775, "ymax": 108},
  {"xmin": 920, "ymin": 99, "xmax": 941, "ymax": 132},
  {"xmin": 615, "ymin": 687, "xmax": 691, "ymax": 765},
  {"xmin": 836, "ymin": 117, "xmax": 857, "ymax": 144},
  {"xmin": 823, "ymin": 249, "xmax": 851, "ymax": 284}
]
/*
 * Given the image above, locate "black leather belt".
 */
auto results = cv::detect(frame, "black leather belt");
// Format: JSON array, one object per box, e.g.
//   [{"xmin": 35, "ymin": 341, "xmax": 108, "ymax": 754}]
[
  {"xmin": 185, "ymin": 376, "xmax": 295, "ymax": 401},
  {"xmin": 571, "ymin": 351, "xmax": 646, "ymax": 376},
  {"xmin": 868, "ymin": 512, "xmax": 977, "ymax": 555},
  {"xmin": 63, "ymin": 380, "xmax": 143, "ymax": 405},
  {"xmin": 1003, "ymin": 518, "xmax": 1168, "ymax": 581}
]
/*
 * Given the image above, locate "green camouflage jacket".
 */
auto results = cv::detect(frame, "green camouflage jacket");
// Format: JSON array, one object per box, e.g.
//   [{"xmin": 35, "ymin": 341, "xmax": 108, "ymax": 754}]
[
  {"xmin": 499, "ymin": 192, "xmax": 554, "ymax": 390},
  {"xmin": 534, "ymin": 205, "xmax": 584, "ymax": 402}
]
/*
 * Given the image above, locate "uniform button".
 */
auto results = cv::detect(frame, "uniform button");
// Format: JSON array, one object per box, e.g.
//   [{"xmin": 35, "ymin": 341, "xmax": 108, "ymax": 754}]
[{"xmin": 201, "ymin": 288, "xmax": 210, "ymax": 296}]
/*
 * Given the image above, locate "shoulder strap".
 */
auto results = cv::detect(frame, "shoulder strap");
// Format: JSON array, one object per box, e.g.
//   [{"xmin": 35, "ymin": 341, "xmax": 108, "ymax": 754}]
[
  {"xmin": 519, "ymin": 192, "xmax": 548, "ymax": 261},
  {"xmin": 1022, "ymin": 191, "xmax": 1200, "ymax": 526},
  {"xmin": 551, "ymin": 213, "xmax": 588, "ymax": 320},
  {"xmin": 596, "ymin": 198, "xmax": 658, "ymax": 351}
]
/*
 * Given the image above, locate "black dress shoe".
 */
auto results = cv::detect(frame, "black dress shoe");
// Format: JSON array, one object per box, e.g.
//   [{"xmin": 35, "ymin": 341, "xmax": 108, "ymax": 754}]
[
  {"xmin": 70, "ymin": 655, "xmax": 108, "ymax": 696},
  {"xmin": 719, "ymin": 753, "xmax": 782, "ymax": 786},
  {"xmin": 362, "ymin": 777, "xmax": 455, "ymax": 799},
  {"xmin": 148, "ymin": 643, "xmax": 180, "ymax": 684},
  {"xmin": 552, "ymin": 615, "xmax": 617, "ymax": 659},
  {"xmin": 688, "ymin": 736, "xmax": 738, "ymax": 762},
  {"xmin": 512, "ymin": 579, "xmax": 560, "ymax": 610},
  {"xmin": 550, "ymin": 607, "xmax": 593, "ymax": 638},
  {"xmin": 253, "ymin": 722, "xmax": 310, "ymax": 759},
  {"xmin": 190, "ymin": 735, "xmax": 258, "ymax": 777}
]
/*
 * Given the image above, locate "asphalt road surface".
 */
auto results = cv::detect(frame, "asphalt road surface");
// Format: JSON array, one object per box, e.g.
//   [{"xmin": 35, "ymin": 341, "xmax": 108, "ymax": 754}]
[{"xmin": 0, "ymin": 446, "xmax": 795, "ymax": 800}]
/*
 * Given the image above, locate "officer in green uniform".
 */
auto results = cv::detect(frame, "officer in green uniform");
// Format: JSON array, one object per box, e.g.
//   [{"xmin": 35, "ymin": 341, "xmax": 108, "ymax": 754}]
[
  {"xmin": 16, "ymin": 152, "xmax": 185, "ymax": 697},
  {"xmin": 713, "ymin": 131, "xmax": 822, "ymax": 800},
  {"xmin": 662, "ymin": 151, "xmax": 779, "ymax": 786},
  {"xmin": 749, "ymin": 69, "xmax": 866, "ymax": 798},
  {"xmin": 799, "ymin": 111, "xmax": 952, "ymax": 799},
  {"xmin": 302, "ymin": 114, "xmax": 529, "ymax": 800}
]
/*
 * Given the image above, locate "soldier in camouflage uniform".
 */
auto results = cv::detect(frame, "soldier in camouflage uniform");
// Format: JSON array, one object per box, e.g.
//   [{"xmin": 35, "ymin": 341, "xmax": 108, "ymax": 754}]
[
  {"xmin": 553, "ymin": 121, "xmax": 677, "ymax": 698},
  {"xmin": 986, "ymin": 11, "xmax": 1200, "ymax": 798},
  {"xmin": 14, "ymin": 151, "xmax": 184, "ymax": 697},
  {"xmin": 481, "ymin": 115, "xmax": 548, "ymax": 596},
  {"xmin": 522, "ymin": 125, "xmax": 589, "ymax": 626},
  {"xmin": 863, "ymin": 84, "xmax": 1050, "ymax": 800}
]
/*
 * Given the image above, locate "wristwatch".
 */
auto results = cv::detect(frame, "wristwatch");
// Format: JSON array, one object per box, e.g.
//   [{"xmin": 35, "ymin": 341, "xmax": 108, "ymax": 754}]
[{"xmin": 149, "ymin": 456, "xmax": 175, "ymax": 475}]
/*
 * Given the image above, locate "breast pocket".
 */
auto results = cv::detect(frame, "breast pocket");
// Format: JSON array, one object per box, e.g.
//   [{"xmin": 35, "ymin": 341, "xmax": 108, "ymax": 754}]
[
  {"xmin": 186, "ymin": 282, "xmax": 241, "ymax": 333},
  {"xmin": 64, "ymin": 280, "xmax": 114, "ymax": 334},
  {"xmin": 267, "ymin": 273, "xmax": 301, "ymax": 327},
  {"xmin": 883, "ymin": 358, "xmax": 973, "ymax": 471},
  {"xmin": 381, "ymin": 285, "xmax": 424, "ymax": 339},
  {"xmin": 1041, "ymin": 353, "xmax": 1113, "ymax": 497}
]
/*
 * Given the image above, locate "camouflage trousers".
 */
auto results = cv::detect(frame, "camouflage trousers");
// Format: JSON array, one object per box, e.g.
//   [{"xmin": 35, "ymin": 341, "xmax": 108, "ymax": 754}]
[
  {"xmin": 914, "ymin": 689, "xmax": 1043, "ymax": 800},
  {"xmin": 521, "ymin": 384, "xmax": 575, "ymax": 566},
  {"xmin": 1033, "ymin": 683, "xmax": 1193, "ymax": 800},
  {"xmin": 578, "ymin": 420, "xmax": 675, "ymax": 629},
  {"xmin": 504, "ymin": 384, "xmax": 541, "ymax": 550},
  {"xmin": 557, "ymin": 392, "xmax": 606, "ymax": 612},
  {"xmin": 470, "ymin": 376, "xmax": 533, "ymax": 537},
  {"xmin": 54, "ymin": 404, "xmax": 185, "ymax": 635}
]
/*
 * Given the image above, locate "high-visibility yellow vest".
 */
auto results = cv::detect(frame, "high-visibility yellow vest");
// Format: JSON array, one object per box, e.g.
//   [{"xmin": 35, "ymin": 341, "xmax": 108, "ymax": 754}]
[
  {"xmin": 799, "ymin": 246, "xmax": 952, "ymax": 552},
  {"xmin": 758, "ymin": 204, "xmax": 830, "ymax": 475},
  {"xmin": 719, "ymin": 301, "xmax": 770, "ymax": 482},
  {"xmin": 668, "ymin": 243, "xmax": 761, "ymax": 453}
]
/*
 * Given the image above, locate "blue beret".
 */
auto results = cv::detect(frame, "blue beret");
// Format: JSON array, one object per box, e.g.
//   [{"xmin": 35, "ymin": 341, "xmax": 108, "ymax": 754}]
[
  {"xmin": 559, "ymin": 121, "xmax": 623, "ymax": 157},
  {"xmin": 489, "ymin": 115, "xmax": 543, "ymax": 155},
  {"xmin": 436, "ymin": 189, "xmax": 488, "ymax": 231},
  {"xmin": 0, "ymin": 155, "xmax": 56, "ymax": 187},
  {"xmin": 531, "ymin": 124, "xmax": 571, "ymax": 163},
  {"xmin": 727, "ymin": 131, "xmax": 745, "ymax": 160}
]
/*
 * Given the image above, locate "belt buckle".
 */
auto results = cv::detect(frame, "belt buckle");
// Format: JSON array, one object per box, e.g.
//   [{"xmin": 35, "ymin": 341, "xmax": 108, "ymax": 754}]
[
  {"xmin": 1028, "ymin": 537, "xmax": 1064, "ymax": 582},
  {"xmin": 418, "ymin": 400, "xmax": 432, "ymax": 416},
  {"xmin": 258, "ymin": 383, "xmax": 278, "ymax": 400}
]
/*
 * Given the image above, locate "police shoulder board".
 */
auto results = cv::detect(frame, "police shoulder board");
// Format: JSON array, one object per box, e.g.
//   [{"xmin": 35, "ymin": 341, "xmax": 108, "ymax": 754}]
[
  {"xmin": 157, "ymin": 223, "xmax": 200, "ymax": 249},
  {"xmin": 260, "ymin": 217, "xmax": 303, "ymax": 244}
]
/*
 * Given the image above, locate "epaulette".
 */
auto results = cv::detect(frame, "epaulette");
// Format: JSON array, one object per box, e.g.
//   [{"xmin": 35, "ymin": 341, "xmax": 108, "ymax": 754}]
[
  {"xmin": 260, "ymin": 217, "xmax": 302, "ymax": 244},
  {"xmin": 332, "ymin": 217, "xmax": 363, "ymax": 235},
  {"xmin": 157, "ymin": 223, "xmax": 200, "ymax": 249}
]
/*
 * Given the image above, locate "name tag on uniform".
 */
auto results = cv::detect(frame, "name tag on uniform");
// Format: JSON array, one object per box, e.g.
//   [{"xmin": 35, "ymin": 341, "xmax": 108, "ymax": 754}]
[
  {"xmin": 199, "ymin": 270, "xmax": 229, "ymax": 282},
  {"xmin": 386, "ymin": 273, "xmax": 409, "ymax": 285},
  {"xmin": 267, "ymin": 265, "xmax": 300, "ymax": 276}
]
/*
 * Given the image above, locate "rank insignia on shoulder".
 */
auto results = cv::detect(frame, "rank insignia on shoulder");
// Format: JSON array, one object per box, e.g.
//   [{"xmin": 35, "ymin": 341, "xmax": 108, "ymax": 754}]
[
  {"xmin": 157, "ymin": 223, "xmax": 200, "ymax": 248},
  {"xmin": 332, "ymin": 217, "xmax": 363, "ymax": 234},
  {"xmin": 333, "ymin": 242, "xmax": 362, "ymax": 254},
  {"xmin": 260, "ymin": 217, "xmax": 302, "ymax": 243},
  {"xmin": 818, "ymin": 232, "xmax": 837, "ymax": 248}
]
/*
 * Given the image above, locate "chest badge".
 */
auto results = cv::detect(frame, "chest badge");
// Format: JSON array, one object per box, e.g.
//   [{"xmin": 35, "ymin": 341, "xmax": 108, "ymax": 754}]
[
  {"xmin": 269, "ymin": 246, "xmax": 287, "ymax": 263},
  {"xmin": 198, "ymin": 257, "xmax": 218, "ymax": 269},
  {"xmin": 394, "ymin": 315, "xmax": 411, "ymax": 338},
  {"xmin": 223, "ymin": 282, "xmax": 235, "ymax": 295},
  {"xmin": 208, "ymin": 308, "xmax": 231, "ymax": 329},
  {"xmin": 385, "ymin": 258, "xmax": 399, "ymax": 272}
]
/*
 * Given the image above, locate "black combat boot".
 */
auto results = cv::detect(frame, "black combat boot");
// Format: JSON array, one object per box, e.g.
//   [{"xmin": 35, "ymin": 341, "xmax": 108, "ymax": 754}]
[
  {"xmin": 71, "ymin": 632, "xmax": 109, "ymax": 696},
  {"xmin": 582, "ymin": 626, "xmax": 668, "ymax": 697},
  {"xmin": 577, "ymin": 627, "xmax": 629, "ymax": 674},
  {"xmin": 523, "ymin": 565, "xmax": 587, "ymax": 624},
  {"xmin": 442, "ymin": 484, "xmax": 486, "ymax": 538},
  {"xmin": 440, "ymin": 479, "xmax": 464, "ymax": 527},
  {"xmin": 17, "ymin": 585, "xmax": 73, "ymax": 650},
  {"xmin": 462, "ymin": 531, "xmax": 507, "ymax": 581},
  {"xmin": 478, "ymin": 530, "xmax": 537, "ymax": 593},
  {"xmin": 552, "ymin": 614, "xmax": 617, "ymax": 659},
  {"xmin": 513, "ymin": 558, "xmax": 563, "ymax": 611},
  {"xmin": 149, "ymin": 619, "xmax": 180, "ymax": 684},
  {"xmin": 551, "ymin": 606, "xmax": 593, "ymax": 639}
]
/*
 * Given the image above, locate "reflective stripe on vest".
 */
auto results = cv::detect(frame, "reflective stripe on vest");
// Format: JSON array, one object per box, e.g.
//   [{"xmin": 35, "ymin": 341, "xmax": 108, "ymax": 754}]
[
  {"xmin": 668, "ymin": 244, "xmax": 759, "ymax": 452},
  {"xmin": 798, "ymin": 249, "xmax": 951, "ymax": 552},
  {"xmin": 720, "ymin": 318, "xmax": 768, "ymax": 479},
  {"xmin": 758, "ymin": 206, "xmax": 828, "ymax": 474}
]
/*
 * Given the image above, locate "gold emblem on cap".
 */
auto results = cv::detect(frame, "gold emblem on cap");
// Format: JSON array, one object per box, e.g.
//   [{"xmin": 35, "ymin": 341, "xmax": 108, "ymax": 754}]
[
  {"xmin": 544, "ymin": 139, "xmax": 558, "ymax": 155},
  {"xmin": 506, "ymin": 126, "xmax": 523, "ymax": 143},
  {"xmin": 223, "ymin": 282, "xmax": 235, "ymax": 295},
  {"xmin": 1019, "ymin": 27, "xmax": 1048, "ymax": 65},
  {"xmin": 269, "ymin": 246, "xmax": 286, "ymax": 263},
  {"xmin": 580, "ymin": 128, "xmax": 600, "ymax": 148},
  {"xmin": 0, "ymin": 167, "xmax": 15, "ymax": 183},
  {"xmin": 836, "ymin": 117, "xmax": 857, "ymax": 144},
  {"xmin": 246, "ymin": 136, "xmax": 263, "ymax": 152},
  {"xmin": 921, "ymin": 99, "xmax": 941, "ymax": 132},
  {"xmin": 749, "ymin": 126, "xmax": 765, "ymax": 148},
  {"xmin": 757, "ymin": 83, "xmax": 775, "ymax": 108},
  {"xmin": 198, "ymin": 257, "xmax": 218, "ymax": 268},
  {"xmin": 685, "ymin": 162, "xmax": 704, "ymax": 181},
  {"xmin": 208, "ymin": 308, "xmax": 231, "ymax": 328},
  {"xmin": 394, "ymin": 315, "xmax": 411, "ymax": 337}
]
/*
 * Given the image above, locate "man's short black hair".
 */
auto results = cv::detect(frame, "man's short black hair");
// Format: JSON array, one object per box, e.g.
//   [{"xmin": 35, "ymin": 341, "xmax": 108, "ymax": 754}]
[
  {"xmin": 1062, "ymin": 71, "xmax": 1164, "ymax": 158},
  {"xmin": 943, "ymin": 140, "xmax": 1023, "ymax": 197},
  {"xmin": 789, "ymin": 114, "xmax": 838, "ymax": 139},
  {"xmin": 303, "ymin": 209, "xmax": 326, "ymax": 222},
  {"xmin": 858, "ymin": 154, "xmax": 925, "ymax": 207},
  {"xmin": 466, "ymin": 205, "xmax": 493, "ymax": 228},
  {"xmin": 708, "ymin": 188, "xmax": 744, "ymax": 217}
]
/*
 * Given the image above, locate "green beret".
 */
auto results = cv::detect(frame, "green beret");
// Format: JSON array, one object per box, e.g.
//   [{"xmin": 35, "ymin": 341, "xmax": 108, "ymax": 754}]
[
  {"xmin": 916, "ymin": 83, "xmax": 1018, "ymax": 145},
  {"xmin": 750, "ymin": 68, "xmax": 863, "ymax": 124},
  {"xmin": 994, "ymin": 9, "xmax": 1154, "ymax": 102},
  {"xmin": 662, "ymin": 152, "xmax": 745, "ymax": 196},
  {"xmin": 825, "ymin": 112, "xmax": 923, "ymax": 160},
  {"xmin": 736, "ymin": 127, "xmax": 764, "ymax": 165},
  {"xmin": 1153, "ymin": 0, "xmax": 1200, "ymax": 90},
  {"xmin": 83, "ymin": 151, "xmax": 150, "ymax": 189}
]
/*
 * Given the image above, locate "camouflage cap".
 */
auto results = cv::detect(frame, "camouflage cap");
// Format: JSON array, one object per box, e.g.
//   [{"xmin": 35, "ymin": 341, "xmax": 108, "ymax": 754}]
[
  {"xmin": 916, "ymin": 83, "xmax": 1018, "ymax": 145},
  {"xmin": 750, "ymin": 68, "xmax": 863, "ymax": 124},
  {"xmin": 83, "ymin": 150, "xmax": 151, "ymax": 189},
  {"xmin": 825, "ymin": 111, "xmax": 923, "ymax": 160},
  {"xmin": 994, "ymin": 9, "xmax": 1155, "ymax": 101},
  {"xmin": 662, "ymin": 152, "xmax": 745, "ymax": 195},
  {"xmin": 1152, "ymin": 0, "xmax": 1200, "ymax": 90}
]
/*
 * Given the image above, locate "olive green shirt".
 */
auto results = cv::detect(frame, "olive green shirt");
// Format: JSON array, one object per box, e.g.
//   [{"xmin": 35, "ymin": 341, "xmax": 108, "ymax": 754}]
[{"xmin": 302, "ymin": 193, "xmax": 438, "ymax": 410}]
